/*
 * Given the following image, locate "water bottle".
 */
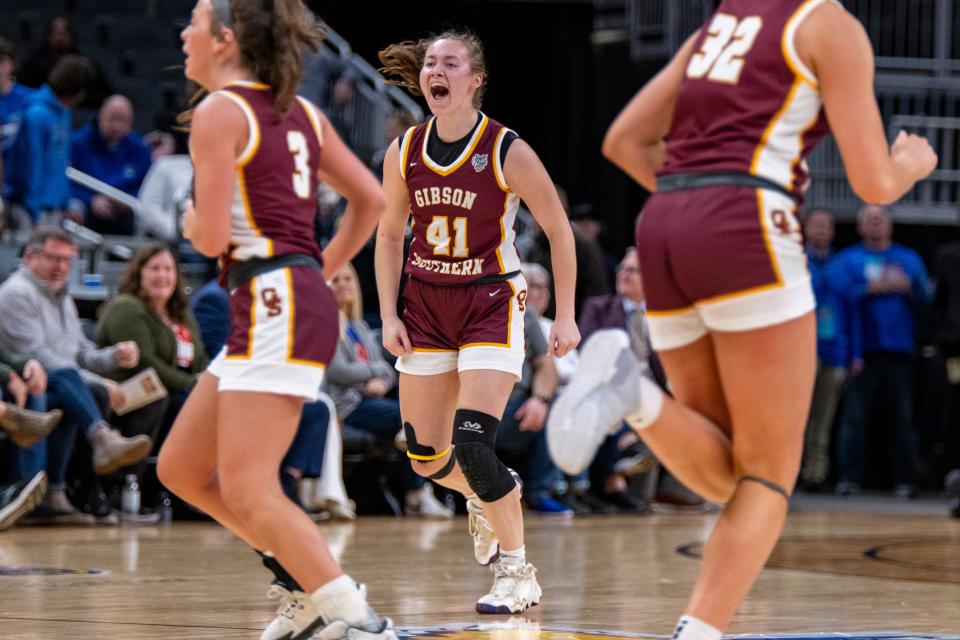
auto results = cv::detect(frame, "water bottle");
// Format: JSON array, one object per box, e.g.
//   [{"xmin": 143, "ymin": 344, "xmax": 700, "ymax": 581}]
[
  {"xmin": 158, "ymin": 491, "xmax": 174, "ymax": 524},
  {"xmin": 121, "ymin": 474, "xmax": 141, "ymax": 517}
]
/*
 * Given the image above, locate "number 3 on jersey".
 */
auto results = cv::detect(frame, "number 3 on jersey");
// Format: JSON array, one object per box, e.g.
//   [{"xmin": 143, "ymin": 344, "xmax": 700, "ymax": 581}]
[
  {"xmin": 686, "ymin": 14, "xmax": 762, "ymax": 84},
  {"xmin": 427, "ymin": 216, "xmax": 468, "ymax": 257},
  {"xmin": 287, "ymin": 131, "xmax": 311, "ymax": 200}
]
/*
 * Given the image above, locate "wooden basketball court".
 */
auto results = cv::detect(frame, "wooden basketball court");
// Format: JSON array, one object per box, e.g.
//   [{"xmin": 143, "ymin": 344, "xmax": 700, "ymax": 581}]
[{"xmin": 1, "ymin": 496, "xmax": 958, "ymax": 639}]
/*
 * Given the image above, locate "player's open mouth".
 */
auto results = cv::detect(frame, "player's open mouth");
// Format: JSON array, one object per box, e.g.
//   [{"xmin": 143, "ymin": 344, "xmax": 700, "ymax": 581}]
[{"xmin": 430, "ymin": 85, "xmax": 449, "ymax": 100}]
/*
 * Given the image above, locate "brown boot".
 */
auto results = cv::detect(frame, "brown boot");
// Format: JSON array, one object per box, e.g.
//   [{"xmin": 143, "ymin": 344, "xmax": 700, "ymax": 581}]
[
  {"xmin": 0, "ymin": 403, "xmax": 63, "ymax": 448},
  {"xmin": 91, "ymin": 428, "xmax": 152, "ymax": 476}
]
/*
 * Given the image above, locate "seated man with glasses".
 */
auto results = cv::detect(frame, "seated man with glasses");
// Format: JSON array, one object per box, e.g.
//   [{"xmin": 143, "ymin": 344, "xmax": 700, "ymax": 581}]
[{"xmin": 0, "ymin": 226, "xmax": 151, "ymax": 523}]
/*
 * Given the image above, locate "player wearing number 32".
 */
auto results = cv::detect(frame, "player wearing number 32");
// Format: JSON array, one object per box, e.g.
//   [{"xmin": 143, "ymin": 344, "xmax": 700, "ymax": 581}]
[
  {"xmin": 157, "ymin": 2, "xmax": 396, "ymax": 640},
  {"xmin": 376, "ymin": 31, "xmax": 579, "ymax": 614},
  {"xmin": 552, "ymin": 1, "xmax": 938, "ymax": 639}
]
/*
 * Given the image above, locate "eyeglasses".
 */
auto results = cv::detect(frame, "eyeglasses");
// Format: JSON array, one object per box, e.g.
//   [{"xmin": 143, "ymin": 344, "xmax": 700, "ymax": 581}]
[{"xmin": 33, "ymin": 249, "xmax": 76, "ymax": 266}]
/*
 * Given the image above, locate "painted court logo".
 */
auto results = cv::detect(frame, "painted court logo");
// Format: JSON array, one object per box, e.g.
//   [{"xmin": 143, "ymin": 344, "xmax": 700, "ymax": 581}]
[{"xmin": 471, "ymin": 153, "xmax": 489, "ymax": 172}]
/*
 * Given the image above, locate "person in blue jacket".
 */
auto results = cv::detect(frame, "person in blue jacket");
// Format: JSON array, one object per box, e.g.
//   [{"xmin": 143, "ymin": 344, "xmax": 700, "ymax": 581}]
[
  {"xmin": 4, "ymin": 55, "xmax": 91, "ymax": 225},
  {"xmin": 0, "ymin": 38, "xmax": 35, "ymax": 186},
  {"xmin": 833, "ymin": 204, "xmax": 930, "ymax": 498},
  {"xmin": 70, "ymin": 94, "xmax": 152, "ymax": 236},
  {"xmin": 801, "ymin": 209, "xmax": 858, "ymax": 491}
]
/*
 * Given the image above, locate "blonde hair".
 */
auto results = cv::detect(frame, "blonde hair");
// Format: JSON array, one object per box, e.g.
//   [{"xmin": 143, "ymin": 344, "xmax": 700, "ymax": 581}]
[
  {"xmin": 378, "ymin": 29, "xmax": 488, "ymax": 108},
  {"xmin": 335, "ymin": 263, "xmax": 364, "ymax": 340}
]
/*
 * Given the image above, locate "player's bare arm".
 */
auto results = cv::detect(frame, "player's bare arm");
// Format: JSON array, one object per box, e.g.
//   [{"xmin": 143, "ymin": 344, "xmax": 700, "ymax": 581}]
[
  {"xmin": 602, "ymin": 33, "xmax": 699, "ymax": 192},
  {"xmin": 503, "ymin": 139, "xmax": 579, "ymax": 357},
  {"xmin": 802, "ymin": 2, "xmax": 937, "ymax": 204},
  {"xmin": 187, "ymin": 93, "xmax": 245, "ymax": 256},
  {"xmin": 375, "ymin": 138, "xmax": 413, "ymax": 356}
]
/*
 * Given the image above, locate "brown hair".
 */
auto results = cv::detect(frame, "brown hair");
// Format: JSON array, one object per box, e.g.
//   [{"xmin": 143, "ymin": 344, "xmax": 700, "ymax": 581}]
[
  {"xmin": 26, "ymin": 226, "xmax": 74, "ymax": 251},
  {"xmin": 378, "ymin": 29, "xmax": 488, "ymax": 108},
  {"xmin": 118, "ymin": 243, "xmax": 191, "ymax": 323},
  {"xmin": 212, "ymin": 0, "xmax": 322, "ymax": 116}
]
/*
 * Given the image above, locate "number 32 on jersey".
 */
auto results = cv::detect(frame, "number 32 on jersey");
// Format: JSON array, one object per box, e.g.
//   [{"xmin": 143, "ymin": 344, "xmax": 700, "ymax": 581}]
[{"xmin": 686, "ymin": 14, "xmax": 762, "ymax": 84}]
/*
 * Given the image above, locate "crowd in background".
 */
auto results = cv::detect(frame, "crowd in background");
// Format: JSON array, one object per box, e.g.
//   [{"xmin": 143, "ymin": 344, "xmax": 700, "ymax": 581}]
[{"xmin": 0, "ymin": 14, "xmax": 959, "ymax": 529}]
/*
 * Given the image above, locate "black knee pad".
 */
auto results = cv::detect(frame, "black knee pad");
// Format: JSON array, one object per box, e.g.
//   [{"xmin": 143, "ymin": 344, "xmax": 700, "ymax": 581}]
[
  {"xmin": 403, "ymin": 421, "xmax": 455, "ymax": 479},
  {"xmin": 452, "ymin": 409, "xmax": 516, "ymax": 502}
]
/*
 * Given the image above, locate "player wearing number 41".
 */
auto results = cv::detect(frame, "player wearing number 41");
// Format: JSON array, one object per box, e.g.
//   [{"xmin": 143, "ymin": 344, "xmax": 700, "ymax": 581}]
[
  {"xmin": 156, "ymin": 2, "xmax": 396, "ymax": 640},
  {"xmin": 376, "ymin": 30, "xmax": 580, "ymax": 613},
  {"xmin": 549, "ymin": 1, "xmax": 938, "ymax": 640}
]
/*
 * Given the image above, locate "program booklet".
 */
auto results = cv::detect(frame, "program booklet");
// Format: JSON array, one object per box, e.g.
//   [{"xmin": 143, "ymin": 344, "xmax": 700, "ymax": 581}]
[{"xmin": 114, "ymin": 367, "xmax": 168, "ymax": 416}]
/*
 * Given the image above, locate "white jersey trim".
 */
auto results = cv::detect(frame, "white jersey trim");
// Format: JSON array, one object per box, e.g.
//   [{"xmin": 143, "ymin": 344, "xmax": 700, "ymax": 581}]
[
  {"xmin": 216, "ymin": 91, "xmax": 260, "ymax": 166},
  {"xmin": 492, "ymin": 127, "xmax": 514, "ymax": 192},
  {"xmin": 399, "ymin": 126, "xmax": 416, "ymax": 180},
  {"xmin": 782, "ymin": 0, "xmax": 837, "ymax": 88},
  {"xmin": 296, "ymin": 96, "xmax": 324, "ymax": 149}
]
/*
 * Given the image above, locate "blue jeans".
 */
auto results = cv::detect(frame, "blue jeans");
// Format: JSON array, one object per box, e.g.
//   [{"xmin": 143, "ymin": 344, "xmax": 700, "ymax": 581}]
[
  {"xmin": 836, "ymin": 353, "xmax": 919, "ymax": 487},
  {"xmin": 282, "ymin": 400, "xmax": 330, "ymax": 478},
  {"xmin": 46, "ymin": 368, "xmax": 109, "ymax": 439},
  {"xmin": 345, "ymin": 396, "xmax": 423, "ymax": 491},
  {"xmin": 496, "ymin": 394, "xmax": 563, "ymax": 498}
]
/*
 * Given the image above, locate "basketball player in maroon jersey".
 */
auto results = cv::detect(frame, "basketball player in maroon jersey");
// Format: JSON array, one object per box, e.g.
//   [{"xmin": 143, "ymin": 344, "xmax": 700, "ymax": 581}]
[
  {"xmin": 156, "ymin": 2, "xmax": 396, "ymax": 640},
  {"xmin": 376, "ymin": 31, "xmax": 580, "ymax": 613},
  {"xmin": 551, "ymin": 1, "xmax": 937, "ymax": 638}
]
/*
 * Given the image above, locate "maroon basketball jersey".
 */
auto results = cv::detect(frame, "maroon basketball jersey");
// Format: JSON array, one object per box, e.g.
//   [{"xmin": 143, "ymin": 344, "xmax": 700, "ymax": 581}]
[
  {"xmin": 401, "ymin": 114, "xmax": 521, "ymax": 285},
  {"xmin": 659, "ymin": 0, "xmax": 834, "ymax": 198},
  {"xmin": 201, "ymin": 81, "xmax": 324, "ymax": 271}
]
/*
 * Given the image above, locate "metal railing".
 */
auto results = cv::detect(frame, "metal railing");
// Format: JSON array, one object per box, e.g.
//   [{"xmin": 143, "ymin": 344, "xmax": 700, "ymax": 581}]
[
  {"xmin": 806, "ymin": 115, "xmax": 960, "ymax": 224},
  {"xmin": 626, "ymin": 0, "xmax": 713, "ymax": 61},
  {"xmin": 322, "ymin": 25, "xmax": 424, "ymax": 165}
]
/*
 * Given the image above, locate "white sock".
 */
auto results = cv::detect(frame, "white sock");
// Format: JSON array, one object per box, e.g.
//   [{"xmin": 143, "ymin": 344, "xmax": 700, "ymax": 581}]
[
  {"xmin": 499, "ymin": 545, "xmax": 525, "ymax": 565},
  {"xmin": 672, "ymin": 615, "xmax": 722, "ymax": 640},
  {"xmin": 311, "ymin": 574, "xmax": 376, "ymax": 629},
  {"xmin": 628, "ymin": 376, "xmax": 664, "ymax": 428}
]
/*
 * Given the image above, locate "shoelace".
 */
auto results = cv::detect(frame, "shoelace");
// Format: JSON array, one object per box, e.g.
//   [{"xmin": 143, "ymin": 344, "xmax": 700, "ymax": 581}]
[
  {"xmin": 489, "ymin": 563, "xmax": 530, "ymax": 598},
  {"xmin": 266, "ymin": 584, "xmax": 302, "ymax": 617}
]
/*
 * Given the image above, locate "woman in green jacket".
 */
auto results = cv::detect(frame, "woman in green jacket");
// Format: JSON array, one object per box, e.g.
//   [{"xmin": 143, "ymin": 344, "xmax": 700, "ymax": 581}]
[{"xmin": 95, "ymin": 243, "xmax": 209, "ymax": 491}]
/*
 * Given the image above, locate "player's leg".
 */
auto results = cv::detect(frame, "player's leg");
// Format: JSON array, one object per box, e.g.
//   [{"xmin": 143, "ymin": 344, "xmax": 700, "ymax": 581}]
[
  {"xmin": 398, "ymin": 368, "xmax": 471, "ymax": 496},
  {"xmin": 157, "ymin": 372, "xmax": 267, "ymax": 550},
  {"xmin": 217, "ymin": 390, "xmax": 394, "ymax": 640},
  {"xmin": 682, "ymin": 312, "xmax": 815, "ymax": 632}
]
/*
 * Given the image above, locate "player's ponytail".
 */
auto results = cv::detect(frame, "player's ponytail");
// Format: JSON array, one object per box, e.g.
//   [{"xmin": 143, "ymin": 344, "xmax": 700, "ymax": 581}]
[
  {"xmin": 225, "ymin": 0, "xmax": 322, "ymax": 117},
  {"xmin": 379, "ymin": 29, "xmax": 488, "ymax": 108}
]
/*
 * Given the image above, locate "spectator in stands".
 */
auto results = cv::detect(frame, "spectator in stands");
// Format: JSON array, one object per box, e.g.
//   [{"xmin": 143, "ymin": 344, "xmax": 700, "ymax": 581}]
[
  {"xmin": 492, "ymin": 300, "xmax": 570, "ymax": 516},
  {"xmin": 137, "ymin": 153, "xmax": 192, "ymax": 243},
  {"xmin": 525, "ymin": 184, "xmax": 609, "ymax": 318},
  {"xmin": 1, "ymin": 343, "xmax": 63, "ymax": 470},
  {"xmin": 94, "ymin": 244, "xmax": 208, "ymax": 510},
  {"xmin": 18, "ymin": 16, "xmax": 113, "ymax": 112},
  {"xmin": 572, "ymin": 248, "xmax": 659, "ymax": 512},
  {"xmin": 801, "ymin": 209, "xmax": 855, "ymax": 491},
  {"xmin": 70, "ymin": 94, "xmax": 152, "ymax": 235},
  {"xmin": 0, "ymin": 227, "xmax": 151, "ymax": 521},
  {"xmin": 189, "ymin": 279, "xmax": 338, "ymax": 519},
  {"xmin": 3, "ymin": 55, "xmax": 92, "ymax": 227},
  {"xmin": 325, "ymin": 264, "xmax": 452, "ymax": 518},
  {"xmin": 0, "ymin": 38, "xmax": 34, "ymax": 192},
  {"xmin": 834, "ymin": 205, "xmax": 930, "ymax": 499},
  {"xmin": 569, "ymin": 203, "xmax": 617, "ymax": 287}
]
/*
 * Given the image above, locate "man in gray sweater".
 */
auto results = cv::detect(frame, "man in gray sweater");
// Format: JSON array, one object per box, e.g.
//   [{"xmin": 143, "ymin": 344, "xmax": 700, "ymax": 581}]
[{"xmin": 0, "ymin": 227, "xmax": 151, "ymax": 520}]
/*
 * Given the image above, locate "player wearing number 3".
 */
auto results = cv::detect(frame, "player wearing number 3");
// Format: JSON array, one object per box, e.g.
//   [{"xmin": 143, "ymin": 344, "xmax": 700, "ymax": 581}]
[
  {"xmin": 157, "ymin": 2, "xmax": 398, "ymax": 640},
  {"xmin": 549, "ymin": 1, "xmax": 937, "ymax": 639},
  {"xmin": 376, "ymin": 31, "xmax": 579, "ymax": 613}
]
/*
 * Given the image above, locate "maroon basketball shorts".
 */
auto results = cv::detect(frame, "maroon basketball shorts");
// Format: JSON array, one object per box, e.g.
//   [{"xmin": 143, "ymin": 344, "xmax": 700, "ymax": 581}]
[
  {"xmin": 396, "ymin": 272, "xmax": 527, "ymax": 379},
  {"xmin": 207, "ymin": 265, "xmax": 338, "ymax": 400},
  {"xmin": 636, "ymin": 185, "xmax": 814, "ymax": 351}
]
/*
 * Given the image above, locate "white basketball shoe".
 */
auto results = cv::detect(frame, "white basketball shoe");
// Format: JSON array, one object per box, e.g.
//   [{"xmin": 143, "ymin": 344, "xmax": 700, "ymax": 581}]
[
  {"xmin": 467, "ymin": 497, "xmax": 499, "ymax": 566},
  {"xmin": 475, "ymin": 560, "xmax": 542, "ymax": 614},
  {"xmin": 261, "ymin": 583, "xmax": 369, "ymax": 640},
  {"xmin": 546, "ymin": 329, "xmax": 647, "ymax": 475}
]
